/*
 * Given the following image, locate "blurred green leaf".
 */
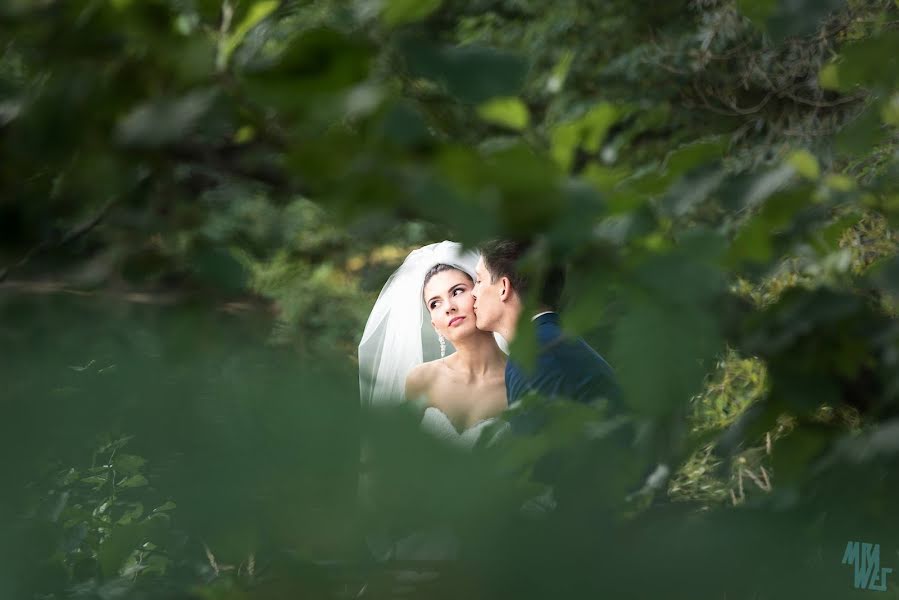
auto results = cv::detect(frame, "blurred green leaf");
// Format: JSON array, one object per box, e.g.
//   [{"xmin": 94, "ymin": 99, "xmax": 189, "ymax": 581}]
[
  {"xmin": 770, "ymin": 424, "xmax": 837, "ymax": 484},
  {"xmin": 614, "ymin": 297, "xmax": 721, "ymax": 417},
  {"xmin": 836, "ymin": 102, "xmax": 889, "ymax": 156},
  {"xmin": 116, "ymin": 474, "xmax": 148, "ymax": 489},
  {"xmin": 400, "ymin": 38, "xmax": 529, "ymax": 104},
  {"xmin": 829, "ymin": 31, "xmax": 899, "ymax": 92},
  {"xmin": 787, "ymin": 149, "xmax": 820, "ymax": 180},
  {"xmin": 112, "ymin": 454, "xmax": 146, "ymax": 475},
  {"xmin": 243, "ymin": 27, "xmax": 373, "ymax": 109},
  {"xmin": 190, "ymin": 247, "xmax": 248, "ymax": 292},
  {"xmin": 662, "ymin": 137, "xmax": 726, "ymax": 177},
  {"xmin": 550, "ymin": 103, "xmax": 618, "ymax": 172},
  {"xmin": 739, "ymin": 0, "xmax": 846, "ymax": 42},
  {"xmin": 477, "ymin": 97, "xmax": 530, "ymax": 131},
  {"xmin": 220, "ymin": 0, "xmax": 279, "ymax": 69},
  {"xmin": 383, "ymin": 0, "xmax": 443, "ymax": 26},
  {"xmin": 81, "ymin": 475, "xmax": 108, "ymax": 486},
  {"xmin": 613, "ymin": 251, "xmax": 724, "ymax": 418}
]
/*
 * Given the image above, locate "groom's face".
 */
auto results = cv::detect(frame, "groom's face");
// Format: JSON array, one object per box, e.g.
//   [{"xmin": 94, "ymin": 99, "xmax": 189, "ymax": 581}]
[{"xmin": 472, "ymin": 257, "xmax": 503, "ymax": 332}]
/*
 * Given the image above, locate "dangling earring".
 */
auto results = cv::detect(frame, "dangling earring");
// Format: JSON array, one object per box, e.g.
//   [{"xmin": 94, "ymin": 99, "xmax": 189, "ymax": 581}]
[{"xmin": 439, "ymin": 335, "xmax": 446, "ymax": 358}]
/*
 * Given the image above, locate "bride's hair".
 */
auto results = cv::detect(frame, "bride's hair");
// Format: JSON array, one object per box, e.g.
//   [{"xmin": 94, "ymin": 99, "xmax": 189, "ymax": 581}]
[{"xmin": 422, "ymin": 263, "xmax": 473, "ymax": 302}]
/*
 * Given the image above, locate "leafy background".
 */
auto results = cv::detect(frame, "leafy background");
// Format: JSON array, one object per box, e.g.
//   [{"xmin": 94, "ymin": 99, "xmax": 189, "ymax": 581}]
[{"xmin": 2, "ymin": 0, "xmax": 899, "ymax": 598}]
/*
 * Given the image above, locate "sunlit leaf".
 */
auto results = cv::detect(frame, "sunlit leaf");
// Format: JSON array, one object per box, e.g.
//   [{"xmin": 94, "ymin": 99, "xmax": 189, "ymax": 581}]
[
  {"xmin": 787, "ymin": 149, "xmax": 820, "ymax": 180},
  {"xmin": 477, "ymin": 97, "xmax": 530, "ymax": 131},
  {"xmin": 550, "ymin": 103, "xmax": 619, "ymax": 172},
  {"xmin": 220, "ymin": 0, "xmax": 279, "ymax": 69}
]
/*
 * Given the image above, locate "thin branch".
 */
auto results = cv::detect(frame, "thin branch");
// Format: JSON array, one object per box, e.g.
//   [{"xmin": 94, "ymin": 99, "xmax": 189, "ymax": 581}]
[
  {"xmin": 166, "ymin": 142, "xmax": 301, "ymax": 194},
  {"xmin": 0, "ymin": 197, "xmax": 116, "ymax": 283},
  {"xmin": 692, "ymin": 80, "xmax": 774, "ymax": 115}
]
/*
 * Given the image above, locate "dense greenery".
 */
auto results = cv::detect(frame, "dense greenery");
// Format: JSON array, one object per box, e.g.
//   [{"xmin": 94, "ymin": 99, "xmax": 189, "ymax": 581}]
[{"xmin": 2, "ymin": 0, "xmax": 899, "ymax": 598}]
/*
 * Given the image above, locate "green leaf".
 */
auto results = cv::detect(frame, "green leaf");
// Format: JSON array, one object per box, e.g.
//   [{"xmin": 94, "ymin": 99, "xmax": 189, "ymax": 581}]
[
  {"xmin": 613, "ymin": 297, "xmax": 722, "ymax": 418},
  {"xmin": 81, "ymin": 475, "xmax": 108, "ymax": 486},
  {"xmin": 400, "ymin": 38, "xmax": 529, "ymax": 104},
  {"xmin": 476, "ymin": 97, "xmax": 530, "ymax": 131},
  {"xmin": 736, "ymin": 0, "xmax": 777, "ymax": 23},
  {"xmin": 831, "ymin": 31, "xmax": 899, "ymax": 92},
  {"xmin": 730, "ymin": 217, "xmax": 773, "ymax": 264},
  {"xmin": 612, "ymin": 253, "xmax": 724, "ymax": 417},
  {"xmin": 662, "ymin": 137, "xmax": 726, "ymax": 177},
  {"xmin": 113, "ymin": 454, "xmax": 147, "ymax": 475},
  {"xmin": 117, "ymin": 474, "xmax": 148, "ymax": 489},
  {"xmin": 739, "ymin": 0, "xmax": 846, "ymax": 42},
  {"xmin": 377, "ymin": 101, "xmax": 433, "ymax": 147},
  {"xmin": 244, "ymin": 28, "xmax": 373, "ymax": 108},
  {"xmin": 191, "ymin": 247, "xmax": 248, "ymax": 292},
  {"xmin": 550, "ymin": 103, "xmax": 619, "ymax": 172},
  {"xmin": 882, "ymin": 93, "xmax": 899, "ymax": 126},
  {"xmin": 116, "ymin": 502, "xmax": 144, "ymax": 525},
  {"xmin": 659, "ymin": 165, "xmax": 726, "ymax": 218},
  {"xmin": 824, "ymin": 173, "xmax": 855, "ymax": 192},
  {"xmin": 98, "ymin": 520, "xmax": 164, "ymax": 577},
  {"xmin": 770, "ymin": 425, "xmax": 837, "ymax": 484},
  {"xmin": 787, "ymin": 149, "xmax": 820, "ymax": 180},
  {"xmin": 382, "ymin": 0, "xmax": 442, "ymax": 26},
  {"xmin": 546, "ymin": 50, "xmax": 574, "ymax": 94},
  {"xmin": 220, "ymin": 0, "xmax": 279, "ymax": 69},
  {"xmin": 814, "ymin": 213, "xmax": 862, "ymax": 254},
  {"xmin": 152, "ymin": 501, "xmax": 177, "ymax": 513},
  {"xmin": 818, "ymin": 62, "xmax": 840, "ymax": 91},
  {"xmin": 836, "ymin": 103, "xmax": 889, "ymax": 156},
  {"xmin": 866, "ymin": 255, "xmax": 899, "ymax": 300}
]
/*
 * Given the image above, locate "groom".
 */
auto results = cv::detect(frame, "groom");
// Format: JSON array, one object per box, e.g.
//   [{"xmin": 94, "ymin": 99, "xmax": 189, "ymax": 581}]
[{"xmin": 471, "ymin": 239, "xmax": 621, "ymax": 413}]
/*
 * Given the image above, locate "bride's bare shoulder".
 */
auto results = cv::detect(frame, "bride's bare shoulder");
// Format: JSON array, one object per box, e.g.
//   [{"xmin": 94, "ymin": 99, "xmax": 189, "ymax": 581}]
[{"xmin": 405, "ymin": 360, "xmax": 440, "ymax": 399}]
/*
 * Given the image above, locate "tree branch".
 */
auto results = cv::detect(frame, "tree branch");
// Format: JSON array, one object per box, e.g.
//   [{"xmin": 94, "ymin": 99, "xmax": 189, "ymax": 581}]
[{"xmin": 0, "ymin": 198, "xmax": 116, "ymax": 283}]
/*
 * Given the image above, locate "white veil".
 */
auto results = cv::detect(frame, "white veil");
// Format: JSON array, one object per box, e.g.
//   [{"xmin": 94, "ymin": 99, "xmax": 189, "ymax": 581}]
[{"xmin": 358, "ymin": 241, "xmax": 484, "ymax": 408}]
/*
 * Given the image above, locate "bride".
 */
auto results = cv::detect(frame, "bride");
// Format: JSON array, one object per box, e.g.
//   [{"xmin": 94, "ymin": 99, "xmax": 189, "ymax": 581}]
[
  {"xmin": 358, "ymin": 241, "xmax": 508, "ymax": 446},
  {"xmin": 357, "ymin": 241, "xmax": 509, "ymax": 564}
]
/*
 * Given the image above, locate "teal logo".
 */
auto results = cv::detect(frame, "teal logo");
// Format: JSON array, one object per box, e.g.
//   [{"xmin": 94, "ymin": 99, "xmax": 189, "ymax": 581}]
[{"xmin": 842, "ymin": 541, "xmax": 893, "ymax": 591}]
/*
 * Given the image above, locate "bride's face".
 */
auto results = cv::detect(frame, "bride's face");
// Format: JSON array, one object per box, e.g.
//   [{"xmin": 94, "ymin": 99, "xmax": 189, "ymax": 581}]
[{"xmin": 423, "ymin": 269, "xmax": 477, "ymax": 341}]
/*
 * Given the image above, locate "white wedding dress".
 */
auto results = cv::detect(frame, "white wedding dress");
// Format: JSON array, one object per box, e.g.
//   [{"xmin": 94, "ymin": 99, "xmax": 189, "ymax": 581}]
[
  {"xmin": 364, "ymin": 407, "xmax": 509, "ymax": 565},
  {"xmin": 419, "ymin": 406, "xmax": 507, "ymax": 450}
]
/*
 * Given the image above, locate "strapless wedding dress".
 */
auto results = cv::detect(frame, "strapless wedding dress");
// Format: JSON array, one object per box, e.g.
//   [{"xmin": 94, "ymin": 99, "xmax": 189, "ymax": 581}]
[
  {"xmin": 419, "ymin": 406, "xmax": 507, "ymax": 449},
  {"xmin": 366, "ymin": 407, "xmax": 509, "ymax": 564}
]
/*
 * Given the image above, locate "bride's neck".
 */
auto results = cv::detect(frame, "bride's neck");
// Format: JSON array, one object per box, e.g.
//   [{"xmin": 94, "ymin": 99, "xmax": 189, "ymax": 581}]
[{"xmin": 447, "ymin": 331, "xmax": 504, "ymax": 376}]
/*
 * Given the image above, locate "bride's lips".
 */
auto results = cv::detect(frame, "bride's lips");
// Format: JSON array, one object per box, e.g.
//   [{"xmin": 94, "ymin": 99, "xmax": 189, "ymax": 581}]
[{"xmin": 448, "ymin": 316, "xmax": 465, "ymax": 327}]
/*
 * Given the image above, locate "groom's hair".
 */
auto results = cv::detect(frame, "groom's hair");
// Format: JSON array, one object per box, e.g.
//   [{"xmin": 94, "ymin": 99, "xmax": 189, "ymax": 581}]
[{"xmin": 479, "ymin": 239, "xmax": 565, "ymax": 311}]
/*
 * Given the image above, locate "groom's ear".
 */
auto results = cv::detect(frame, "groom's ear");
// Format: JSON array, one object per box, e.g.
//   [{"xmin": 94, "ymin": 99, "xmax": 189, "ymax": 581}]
[{"xmin": 499, "ymin": 276, "xmax": 511, "ymax": 302}]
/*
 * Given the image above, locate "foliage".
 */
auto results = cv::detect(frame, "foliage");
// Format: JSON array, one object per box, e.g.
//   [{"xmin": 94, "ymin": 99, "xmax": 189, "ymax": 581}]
[{"xmin": 2, "ymin": 0, "xmax": 899, "ymax": 598}]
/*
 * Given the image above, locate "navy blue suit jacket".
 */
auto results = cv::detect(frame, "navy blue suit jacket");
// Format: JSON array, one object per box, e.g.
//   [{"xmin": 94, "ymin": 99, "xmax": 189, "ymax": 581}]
[{"xmin": 505, "ymin": 312, "xmax": 620, "ymax": 410}]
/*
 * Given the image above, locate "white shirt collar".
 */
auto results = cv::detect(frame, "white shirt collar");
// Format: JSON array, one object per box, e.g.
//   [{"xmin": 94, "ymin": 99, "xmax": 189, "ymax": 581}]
[{"xmin": 531, "ymin": 311, "xmax": 556, "ymax": 321}]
